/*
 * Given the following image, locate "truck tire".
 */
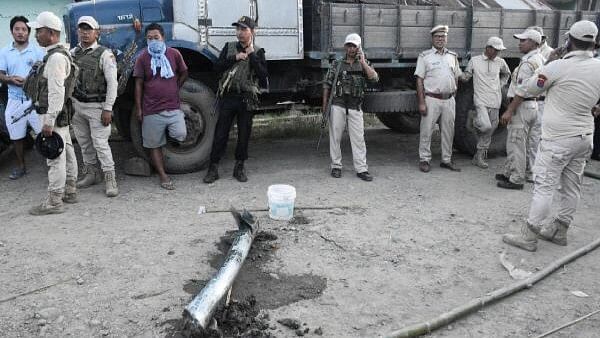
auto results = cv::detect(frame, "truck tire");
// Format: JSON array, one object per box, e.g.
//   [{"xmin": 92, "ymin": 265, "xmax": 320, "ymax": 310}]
[
  {"xmin": 375, "ymin": 111, "xmax": 420, "ymax": 134},
  {"xmin": 130, "ymin": 79, "xmax": 217, "ymax": 174},
  {"xmin": 454, "ymin": 82, "xmax": 507, "ymax": 156}
]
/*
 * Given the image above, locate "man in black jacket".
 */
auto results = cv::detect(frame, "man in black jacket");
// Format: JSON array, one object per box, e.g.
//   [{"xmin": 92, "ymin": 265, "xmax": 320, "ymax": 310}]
[{"xmin": 203, "ymin": 16, "xmax": 267, "ymax": 183}]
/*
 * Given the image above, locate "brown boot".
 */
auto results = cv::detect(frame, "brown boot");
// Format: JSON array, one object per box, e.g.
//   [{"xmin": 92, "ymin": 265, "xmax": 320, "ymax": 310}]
[
  {"xmin": 502, "ymin": 222, "xmax": 538, "ymax": 252},
  {"xmin": 539, "ymin": 219, "xmax": 569, "ymax": 246},
  {"xmin": 77, "ymin": 165, "xmax": 102, "ymax": 189},
  {"xmin": 471, "ymin": 149, "xmax": 489, "ymax": 169},
  {"xmin": 63, "ymin": 180, "xmax": 78, "ymax": 204},
  {"xmin": 104, "ymin": 170, "xmax": 119, "ymax": 197},
  {"xmin": 29, "ymin": 191, "xmax": 65, "ymax": 216}
]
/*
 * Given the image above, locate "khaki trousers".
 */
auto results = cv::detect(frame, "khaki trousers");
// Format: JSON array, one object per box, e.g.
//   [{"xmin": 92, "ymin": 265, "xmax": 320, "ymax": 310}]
[
  {"xmin": 72, "ymin": 100, "xmax": 115, "ymax": 172},
  {"xmin": 474, "ymin": 105, "xmax": 499, "ymax": 150},
  {"xmin": 419, "ymin": 96, "xmax": 455, "ymax": 163},
  {"xmin": 502, "ymin": 101, "xmax": 538, "ymax": 184},
  {"xmin": 329, "ymin": 104, "xmax": 368, "ymax": 173},
  {"xmin": 48, "ymin": 125, "xmax": 78, "ymax": 194},
  {"xmin": 527, "ymin": 135, "xmax": 592, "ymax": 227},
  {"xmin": 527, "ymin": 100, "xmax": 543, "ymax": 175}
]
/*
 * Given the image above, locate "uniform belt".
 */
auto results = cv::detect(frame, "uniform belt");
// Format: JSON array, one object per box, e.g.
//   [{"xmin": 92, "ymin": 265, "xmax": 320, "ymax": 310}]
[
  {"xmin": 538, "ymin": 96, "xmax": 545, "ymax": 101},
  {"xmin": 73, "ymin": 95, "xmax": 106, "ymax": 103},
  {"xmin": 522, "ymin": 98, "xmax": 537, "ymax": 102},
  {"xmin": 425, "ymin": 92, "xmax": 454, "ymax": 100}
]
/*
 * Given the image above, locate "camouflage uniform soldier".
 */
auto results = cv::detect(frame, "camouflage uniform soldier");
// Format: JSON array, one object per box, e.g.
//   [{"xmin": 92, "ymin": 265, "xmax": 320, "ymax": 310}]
[
  {"xmin": 71, "ymin": 16, "xmax": 119, "ymax": 197},
  {"xmin": 25, "ymin": 12, "xmax": 78, "ymax": 215},
  {"xmin": 503, "ymin": 20, "xmax": 600, "ymax": 251},
  {"xmin": 415, "ymin": 25, "xmax": 463, "ymax": 173},
  {"xmin": 496, "ymin": 29, "xmax": 544, "ymax": 190},
  {"xmin": 322, "ymin": 33, "xmax": 379, "ymax": 181}
]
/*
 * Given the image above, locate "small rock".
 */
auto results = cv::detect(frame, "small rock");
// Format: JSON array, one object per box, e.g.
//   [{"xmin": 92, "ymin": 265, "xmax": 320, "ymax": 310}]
[
  {"xmin": 269, "ymin": 273, "xmax": 280, "ymax": 280},
  {"xmin": 33, "ymin": 313, "xmax": 41, "ymax": 319},
  {"xmin": 124, "ymin": 157, "xmax": 152, "ymax": 176},
  {"xmin": 162, "ymin": 307, "xmax": 170, "ymax": 312},
  {"xmin": 447, "ymin": 325, "xmax": 453, "ymax": 330},
  {"xmin": 167, "ymin": 250, "xmax": 175, "ymax": 255},
  {"xmin": 39, "ymin": 307, "xmax": 60, "ymax": 321},
  {"xmin": 89, "ymin": 319, "xmax": 102, "ymax": 327},
  {"xmin": 77, "ymin": 278, "xmax": 85, "ymax": 285},
  {"xmin": 277, "ymin": 318, "xmax": 301, "ymax": 329},
  {"xmin": 100, "ymin": 329, "xmax": 110, "ymax": 336},
  {"xmin": 295, "ymin": 329, "xmax": 305, "ymax": 336},
  {"xmin": 0, "ymin": 241, "xmax": 5, "ymax": 247},
  {"xmin": 37, "ymin": 319, "xmax": 47, "ymax": 326},
  {"xmin": 314, "ymin": 327, "xmax": 323, "ymax": 335}
]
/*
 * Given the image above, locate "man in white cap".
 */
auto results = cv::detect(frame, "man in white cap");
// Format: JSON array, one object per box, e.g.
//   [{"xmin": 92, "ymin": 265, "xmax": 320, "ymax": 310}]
[
  {"xmin": 526, "ymin": 26, "xmax": 554, "ymax": 181},
  {"xmin": 415, "ymin": 25, "xmax": 463, "ymax": 173},
  {"xmin": 70, "ymin": 15, "xmax": 119, "ymax": 197},
  {"xmin": 322, "ymin": 33, "xmax": 378, "ymax": 181},
  {"xmin": 461, "ymin": 36, "xmax": 511, "ymax": 168},
  {"xmin": 503, "ymin": 20, "xmax": 600, "ymax": 251},
  {"xmin": 496, "ymin": 29, "xmax": 544, "ymax": 190},
  {"xmin": 24, "ymin": 11, "xmax": 78, "ymax": 215}
]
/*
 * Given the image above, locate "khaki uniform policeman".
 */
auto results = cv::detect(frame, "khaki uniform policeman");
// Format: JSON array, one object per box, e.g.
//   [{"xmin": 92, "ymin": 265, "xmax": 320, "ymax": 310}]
[
  {"xmin": 461, "ymin": 36, "xmax": 511, "ymax": 168},
  {"xmin": 70, "ymin": 16, "xmax": 118, "ymax": 197},
  {"xmin": 496, "ymin": 29, "xmax": 544, "ymax": 190},
  {"xmin": 526, "ymin": 26, "xmax": 554, "ymax": 180},
  {"xmin": 25, "ymin": 12, "xmax": 78, "ymax": 215},
  {"xmin": 322, "ymin": 33, "xmax": 379, "ymax": 181},
  {"xmin": 415, "ymin": 25, "xmax": 463, "ymax": 173},
  {"xmin": 503, "ymin": 20, "xmax": 600, "ymax": 251}
]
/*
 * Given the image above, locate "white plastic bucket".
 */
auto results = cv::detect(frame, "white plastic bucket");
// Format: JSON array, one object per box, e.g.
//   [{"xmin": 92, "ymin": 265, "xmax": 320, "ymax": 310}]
[{"xmin": 267, "ymin": 184, "xmax": 296, "ymax": 221}]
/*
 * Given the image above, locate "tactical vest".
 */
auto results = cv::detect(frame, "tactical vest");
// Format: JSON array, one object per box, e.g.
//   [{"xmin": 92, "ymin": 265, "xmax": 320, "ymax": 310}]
[
  {"xmin": 23, "ymin": 45, "xmax": 79, "ymax": 127},
  {"xmin": 333, "ymin": 60, "xmax": 367, "ymax": 99},
  {"xmin": 72, "ymin": 45, "xmax": 107, "ymax": 102},
  {"xmin": 217, "ymin": 42, "xmax": 261, "ymax": 104}
]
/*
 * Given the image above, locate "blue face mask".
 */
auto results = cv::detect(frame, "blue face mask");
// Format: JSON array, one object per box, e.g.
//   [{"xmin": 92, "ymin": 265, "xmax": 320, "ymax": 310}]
[{"xmin": 147, "ymin": 39, "xmax": 166, "ymax": 54}]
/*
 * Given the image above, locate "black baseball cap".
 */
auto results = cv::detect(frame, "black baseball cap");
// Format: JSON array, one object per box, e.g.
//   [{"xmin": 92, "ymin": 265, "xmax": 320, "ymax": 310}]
[{"xmin": 232, "ymin": 16, "xmax": 256, "ymax": 29}]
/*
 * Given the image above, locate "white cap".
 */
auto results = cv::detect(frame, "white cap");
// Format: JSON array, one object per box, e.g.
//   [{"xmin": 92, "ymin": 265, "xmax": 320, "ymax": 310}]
[
  {"xmin": 527, "ymin": 26, "xmax": 545, "ymax": 38},
  {"xmin": 486, "ymin": 36, "xmax": 506, "ymax": 50},
  {"xmin": 28, "ymin": 11, "xmax": 62, "ymax": 32},
  {"xmin": 77, "ymin": 16, "xmax": 99, "ymax": 30},
  {"xmin": 567, "ymin": 20, "xmax": 598, "ymax": 43},
  {"xmin": 344, "ymin": 33, "xmax": 361, "ymax": 47},
  {"xmin": 430, "ymin": 25, "xmax": 449, "ymax": 35},
  {"xmin": 513, "ymin": 29, "xmax": 541, "ymax": 44}
]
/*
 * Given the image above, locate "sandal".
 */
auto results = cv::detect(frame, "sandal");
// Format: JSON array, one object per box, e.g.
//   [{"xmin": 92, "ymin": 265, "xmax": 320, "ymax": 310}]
[{"xmin": 160, "ymin": 180, "xmax": 175, "ymax": 190}]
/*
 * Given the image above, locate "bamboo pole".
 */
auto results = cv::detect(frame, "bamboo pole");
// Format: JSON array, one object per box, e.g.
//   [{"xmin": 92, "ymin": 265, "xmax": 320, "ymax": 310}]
[{"xmin": 385, "ymin": 237, "xmax": 600, "ymax": 338}]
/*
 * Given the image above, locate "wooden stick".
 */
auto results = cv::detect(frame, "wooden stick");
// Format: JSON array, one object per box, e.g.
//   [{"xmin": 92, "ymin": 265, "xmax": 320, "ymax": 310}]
[
  {"xmin": 534, "ymin": 308, "xmax": 600, "ymax": 338},
  {"xmin": 385, "ymin": 237, "xmax": 600, "ymax": 338}
]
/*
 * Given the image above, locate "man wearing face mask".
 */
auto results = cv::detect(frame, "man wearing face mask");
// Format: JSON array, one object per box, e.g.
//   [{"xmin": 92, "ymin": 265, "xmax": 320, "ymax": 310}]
[
  {"xmin": 322, "ymin": 33, "xmax": 378, "ymax": 181},
  {"xmin": 71, "ymin": 16, "xmax": 119, "ymax": 197},
  {"xmin": 134, "ymin": 23, "xmax": 188, "ymax": 190},
  {"xmin": 203, "ymin": 16, "xmax": 268, "ymax": 184},
  {"xmin": 496, "ymin": 29, "xmax": 544, "ymax": 190}
]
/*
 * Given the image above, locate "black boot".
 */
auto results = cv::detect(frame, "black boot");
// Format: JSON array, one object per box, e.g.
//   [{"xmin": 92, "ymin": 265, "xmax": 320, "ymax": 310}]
[
  {"xmin": 233, "ymin": 161, "xmax": 248, "ymax": 182},
  {"xmin": 203, "ymin": 163, "xmax": 219, "ymax": 183}
]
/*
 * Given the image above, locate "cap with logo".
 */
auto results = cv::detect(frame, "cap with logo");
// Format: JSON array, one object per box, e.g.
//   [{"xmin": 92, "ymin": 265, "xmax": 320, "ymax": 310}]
[
  {"xmin": 27, "ymin": 11, "xmax": 63, "ymax": 32},
  {"xmin": 513, "ymin": 29, "xmax": 542, "ymax": 44},
  {"xmin": 567, "ymin": 20, "xmax": 598, "ymax": 43},
  {"xmin": 232, "ymin": 16, "xmax": 256, "ymax": 29},
  {"xmin": 344, "ymin": 33, "xmax": 362, "ymax": 47},
  {"xmin": 430, "ymin": 25, "xmax": 449, "ymax": 35},
  {"xmin": 77, "ymin": 16, "xmax": 99, "ymax": 30},
  {"xmin": 35, "ymin": 132, "xmax": 64, "ymax": 160},
  {"xmin": 486, "ymin": 36, "xmax": 506, "ymax": 50}
]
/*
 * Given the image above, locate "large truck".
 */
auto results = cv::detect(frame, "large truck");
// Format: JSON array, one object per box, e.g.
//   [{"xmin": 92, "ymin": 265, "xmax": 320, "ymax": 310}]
[{"xmin": 58, "ymin": 0, "xmax": 599, "ymax": 173}]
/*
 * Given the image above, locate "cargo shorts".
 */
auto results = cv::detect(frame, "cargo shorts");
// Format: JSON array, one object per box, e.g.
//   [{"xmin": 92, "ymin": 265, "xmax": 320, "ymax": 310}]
[{"xmin": 141, "ymin": 109, "xmax": 187, "ymax": 148}]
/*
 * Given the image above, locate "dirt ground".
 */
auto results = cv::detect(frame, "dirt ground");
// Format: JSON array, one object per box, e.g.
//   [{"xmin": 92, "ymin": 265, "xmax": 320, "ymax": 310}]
[{"xmin": 1, "ymin": 122, "xmax": 600, "ymax": 338}]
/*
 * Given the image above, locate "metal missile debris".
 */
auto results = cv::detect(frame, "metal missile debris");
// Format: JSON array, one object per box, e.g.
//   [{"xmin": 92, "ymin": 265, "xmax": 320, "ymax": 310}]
[{"xmin": 183, "ymin": 207, "xmax": 259, "ymax": 332}]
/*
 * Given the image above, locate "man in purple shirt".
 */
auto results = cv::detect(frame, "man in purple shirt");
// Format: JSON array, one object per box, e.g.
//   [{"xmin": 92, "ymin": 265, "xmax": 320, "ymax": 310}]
[{"xmin": 133, "ymin": 23, "xmax": 188, "ymax": 190}]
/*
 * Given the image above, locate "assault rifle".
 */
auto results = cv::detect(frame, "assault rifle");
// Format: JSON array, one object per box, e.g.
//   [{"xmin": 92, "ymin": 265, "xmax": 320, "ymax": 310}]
[{"xmin": 316, "ymin": 59, "xmax": 343, "ymax": 150}]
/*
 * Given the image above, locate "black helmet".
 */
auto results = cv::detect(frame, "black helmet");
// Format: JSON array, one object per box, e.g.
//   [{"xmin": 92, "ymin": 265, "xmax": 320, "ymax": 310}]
[{"xmin": 35, "ymin": 132, "xmax": 64, "ymax": 159}]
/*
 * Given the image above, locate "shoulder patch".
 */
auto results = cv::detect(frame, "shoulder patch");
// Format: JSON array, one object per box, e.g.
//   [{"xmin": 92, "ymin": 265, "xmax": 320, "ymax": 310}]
[{"xmin": 536, "ymin": 74, "xmax": 547, "ymax": 88}]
